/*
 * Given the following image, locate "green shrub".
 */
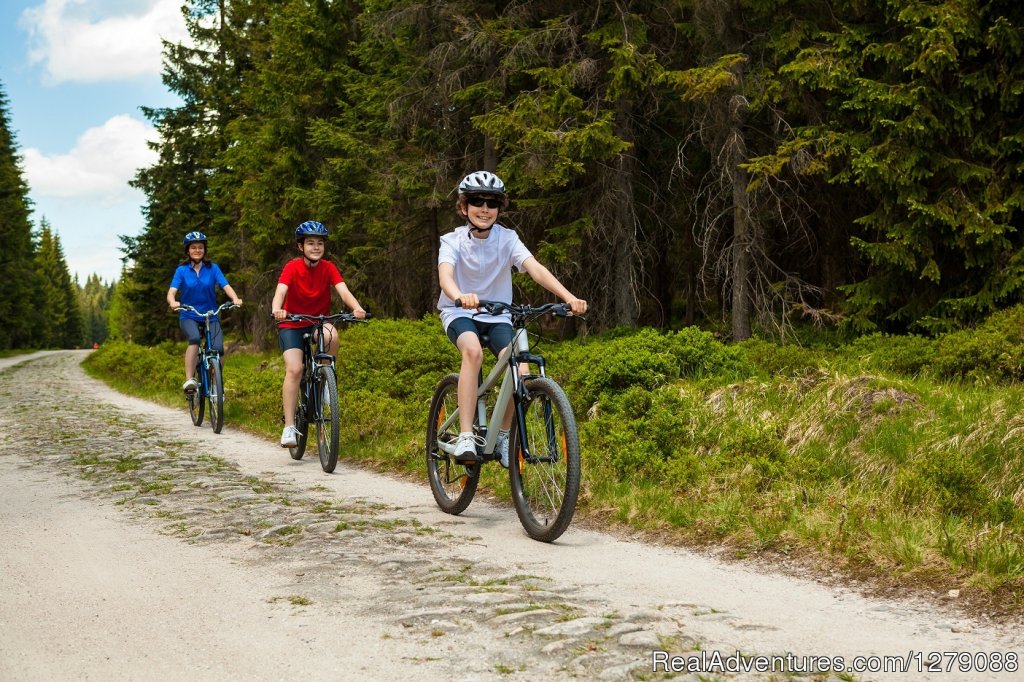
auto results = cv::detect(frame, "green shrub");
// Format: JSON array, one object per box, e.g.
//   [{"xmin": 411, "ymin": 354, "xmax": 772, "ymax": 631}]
[
  {"xmin": 844, "ymin": 333, "xmax": 936, "ymax": 376},
  {"xmin": 737, "ymin": 338, "xmax": 827, "ymax": 376},
  {"xmin": 335, "ymin": 315, "xmax": 459, "ymax": 401},
  {"xmin": 931, "ymin": 305, "xmax": 1024, "ymax": 382},
  {"xmin": 555, "ymin": 326, "xmax": 748, "ymax": 408}
]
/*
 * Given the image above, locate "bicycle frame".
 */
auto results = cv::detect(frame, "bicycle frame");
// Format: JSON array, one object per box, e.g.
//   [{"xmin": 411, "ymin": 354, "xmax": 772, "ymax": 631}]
[
  {"xmin": 179, "ymin": 302, "xmax": 235, "ymax": 394},
  {"xmin": 284, "ymin": 312, "xmax": 361, "ymax": 422},
  {"xmin": 435, "ymin": 308, "xmax": 552, "ymax": 463}
]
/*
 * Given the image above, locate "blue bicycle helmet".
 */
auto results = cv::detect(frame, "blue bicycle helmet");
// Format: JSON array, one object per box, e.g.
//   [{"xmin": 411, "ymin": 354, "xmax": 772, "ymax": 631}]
[
  {"xmin": 183, "ymin": 231, "xmax": 207, "ymax": 246},
  {"xmin": 295, "ymin": 221, "xmax": 328, "ymax": 239}
]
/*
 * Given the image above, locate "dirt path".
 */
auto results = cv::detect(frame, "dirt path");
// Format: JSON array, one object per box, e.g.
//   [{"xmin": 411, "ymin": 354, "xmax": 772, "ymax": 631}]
[{"xmin": 0, "ymin": 351, "xmax": 1020, "ymax": 681}]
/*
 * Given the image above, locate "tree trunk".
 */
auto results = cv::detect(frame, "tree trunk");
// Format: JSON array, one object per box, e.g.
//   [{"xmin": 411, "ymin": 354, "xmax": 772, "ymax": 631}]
[{"xmin": 612, "ymin": 99, "xmax": 639, "ymax": 327}]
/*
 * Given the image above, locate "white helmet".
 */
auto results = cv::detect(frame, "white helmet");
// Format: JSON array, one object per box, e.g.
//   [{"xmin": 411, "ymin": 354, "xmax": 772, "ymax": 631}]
[{"xmin": 457, "ymin": 171, "xmax": 506, "ymax": 196}]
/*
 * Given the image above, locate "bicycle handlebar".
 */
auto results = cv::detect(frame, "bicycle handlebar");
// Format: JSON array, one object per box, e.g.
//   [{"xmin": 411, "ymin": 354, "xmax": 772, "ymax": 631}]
[
  {"xmin": 280, "ymin": 311, "xmax": 371, "ymax": 324},
  {"xmin": 175, "ymin": 302, "xmax": 240, "ymax": 318},
  {"xmin": 475, "ymin": 300, "xmax": 584, "ymax": 322}
]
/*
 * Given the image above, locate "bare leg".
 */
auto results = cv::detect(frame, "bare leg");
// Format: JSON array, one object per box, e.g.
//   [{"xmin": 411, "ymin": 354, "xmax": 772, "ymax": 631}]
[
  {"xmin": 455, "ymin": 332, "xmax": 484, "ymax": 433},
  {"xmin": 281, "ymin": 348, "xmax": 304, "ymax": 427},
  {"xmin": 184, "ymin": 344, "xmax": 199, "ymax": 381}
]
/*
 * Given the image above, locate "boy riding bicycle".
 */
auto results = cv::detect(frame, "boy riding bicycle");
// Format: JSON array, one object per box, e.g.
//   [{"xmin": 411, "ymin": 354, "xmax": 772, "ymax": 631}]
[
  {"xmin": 437, "ymin": 171, "xmax": 587, "ymax": 466},
  {"xmin": 272, "ymin": 221, "xmax": 366, "ymax": 448}
]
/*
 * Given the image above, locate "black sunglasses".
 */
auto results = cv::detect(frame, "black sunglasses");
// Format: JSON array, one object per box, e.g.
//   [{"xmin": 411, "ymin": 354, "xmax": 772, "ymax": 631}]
[{"xmin": 466, "ymin": 196, "xmax": 503, "ymax": 209}]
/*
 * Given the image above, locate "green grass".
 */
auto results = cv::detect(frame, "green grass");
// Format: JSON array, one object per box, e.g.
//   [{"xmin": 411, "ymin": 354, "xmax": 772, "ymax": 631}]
[{"xmin": 82, "ymin": 316, "xmax": 1024, "ymax": 612}]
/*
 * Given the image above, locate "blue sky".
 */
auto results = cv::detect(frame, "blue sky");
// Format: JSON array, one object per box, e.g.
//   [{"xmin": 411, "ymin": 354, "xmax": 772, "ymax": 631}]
[{"xmin": 1, "ymin": 0, "xmax": 189, "ymax": 283}]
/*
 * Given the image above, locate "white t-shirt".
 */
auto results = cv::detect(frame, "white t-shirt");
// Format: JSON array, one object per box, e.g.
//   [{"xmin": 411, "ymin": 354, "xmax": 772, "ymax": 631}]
[{"xmin": 437, "ymin": 224, "xmax": 533, "ymax": 331}]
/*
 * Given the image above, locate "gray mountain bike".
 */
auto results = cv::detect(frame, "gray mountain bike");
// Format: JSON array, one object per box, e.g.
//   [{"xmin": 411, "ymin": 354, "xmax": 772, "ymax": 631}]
[{"xmin": 426, "ymin": 301, "xmax": 582, "ymax": 543}]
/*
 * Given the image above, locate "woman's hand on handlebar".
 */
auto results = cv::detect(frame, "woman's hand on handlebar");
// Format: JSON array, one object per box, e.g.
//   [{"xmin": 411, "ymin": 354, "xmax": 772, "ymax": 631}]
[
  {"xmin": 352, "ymin": 307, "xmax": 367, "ymax": 320},
  {"xmin": 457, "ymin": 293, "xmax": 480, "ymax": 310},
  {"xmin": 273, "ymin": 308, "xmax": 288, "ymax": 322}
]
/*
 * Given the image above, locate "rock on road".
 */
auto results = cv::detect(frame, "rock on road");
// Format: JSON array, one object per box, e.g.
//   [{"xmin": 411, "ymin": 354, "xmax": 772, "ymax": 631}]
[{"xmin": 0, "ymin": 351, "xmax": 1020, "ymax": 681}]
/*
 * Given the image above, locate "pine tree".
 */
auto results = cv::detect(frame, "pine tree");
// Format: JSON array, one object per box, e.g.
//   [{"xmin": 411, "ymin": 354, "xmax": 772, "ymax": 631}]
[
  {"xmin": 78, "ymin": 273, "xmax": 113, "ymax": 345},
  {"xmin": 0, "ymin": 81, "xmax": 38, "ymax": 348},
  {"xmin": 33, "ymin": 221, "xmax": 83, "ymax": 348}
]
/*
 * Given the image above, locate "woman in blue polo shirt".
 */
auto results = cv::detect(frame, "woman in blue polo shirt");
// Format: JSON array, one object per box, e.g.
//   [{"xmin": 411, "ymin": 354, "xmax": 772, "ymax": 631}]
[{"xmin": 166, "ymin": 231, "xmax": 243, "ymax": 392}]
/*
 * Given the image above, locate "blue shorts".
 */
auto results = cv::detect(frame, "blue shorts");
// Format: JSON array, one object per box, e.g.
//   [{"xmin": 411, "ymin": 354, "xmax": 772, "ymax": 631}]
[
  {"xmin": 179, "ymin": 318, "xmax": 223, "ymax": 353},
  {"xmin": 445, "ymin": 317, "xmax": 513, "ymax": 357},
  {"xmin": 278, "ymin": 325, "xmax": 315, "ymax": 353}
]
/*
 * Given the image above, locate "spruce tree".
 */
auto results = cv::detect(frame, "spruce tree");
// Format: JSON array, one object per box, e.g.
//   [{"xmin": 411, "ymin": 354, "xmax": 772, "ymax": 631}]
[{"xmin": 0, "ymin": 81, "xmax": 38, "ymax": 349}]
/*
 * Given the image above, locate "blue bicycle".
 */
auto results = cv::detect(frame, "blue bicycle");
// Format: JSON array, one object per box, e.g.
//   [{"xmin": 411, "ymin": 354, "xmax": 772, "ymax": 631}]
[{"xmin": 178, "ymin": 302, "xmax": 238, "ymax": 434}]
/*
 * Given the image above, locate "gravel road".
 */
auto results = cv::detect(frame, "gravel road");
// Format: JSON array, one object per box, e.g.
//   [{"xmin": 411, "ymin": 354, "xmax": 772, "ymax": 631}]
[{"xmin": 0, "ymin": 351, "xmax": 1020, "ymax": 681}]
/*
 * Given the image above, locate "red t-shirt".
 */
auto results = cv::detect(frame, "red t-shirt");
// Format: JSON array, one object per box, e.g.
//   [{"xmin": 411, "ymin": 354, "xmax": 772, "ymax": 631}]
[{"xmin": 277, "ymin": 258, "xmax": 344, "ymax": 329}]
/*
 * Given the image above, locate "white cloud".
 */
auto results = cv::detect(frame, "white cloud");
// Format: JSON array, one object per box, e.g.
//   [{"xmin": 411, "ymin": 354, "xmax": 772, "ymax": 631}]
[
  {"xmin": 22, "ymin": 114, "xmax": 158, "ymax": 202},
  {"xmin": 20, "ymin": 0, "xmax": 190, "ymax": 84}
]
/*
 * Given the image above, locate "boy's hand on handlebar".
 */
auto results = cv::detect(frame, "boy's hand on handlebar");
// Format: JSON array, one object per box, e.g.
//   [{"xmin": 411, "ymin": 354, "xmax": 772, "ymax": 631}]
[
  {"xmin": 458, "ymin": 293, "xmax": 479, "ymax": 309},
  {"xmin": 352, "ymin": 307, "xmax": 367, "ymax": 320},
  {"xmin": 565, "ymin": 297, "xmax": 588, "ymax": 316},
  {"xmin": 232, "ymin": 299, "xmax": 243, "ymax": 307},
  {"xmin": 273, "ymin": 308, "xmax": 288, "ymax": 321},
  {"xmin": 169, "ymin": 301, "xmax": 181, "ymax": 311}
]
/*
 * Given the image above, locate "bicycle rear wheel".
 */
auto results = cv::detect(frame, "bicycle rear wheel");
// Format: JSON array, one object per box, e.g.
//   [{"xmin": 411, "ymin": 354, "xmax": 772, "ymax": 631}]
[
  {"xmin": 426, "ymin": 374, "xmax": 479, "ymax": 514},
  {"xmin": 509, "ymin": 377, "xmax": 580, "ymax": 542},
  {"xmin": 207, "ymin": 358, "xmax": 224, "ymax": 434},
  {"xmin": 316, "ymin": 368, "xmax": 340, "ymax": 473},
  {"xmin": 289, "ymin": 377, "xmax": 308, "ymax": 460}
]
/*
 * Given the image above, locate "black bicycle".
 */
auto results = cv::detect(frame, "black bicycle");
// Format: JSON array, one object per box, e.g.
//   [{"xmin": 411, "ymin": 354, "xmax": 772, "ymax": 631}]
[
  {"xmin": 426, "ymin": 301, "xmax": 582, "ymax": 542},
  {"xmin": 177, "ymin": 302, "xmax": 238, "ymax": 434},
  {"xmin": 282, "ymin": 312, "xmax": 367, "ymax": 473}
]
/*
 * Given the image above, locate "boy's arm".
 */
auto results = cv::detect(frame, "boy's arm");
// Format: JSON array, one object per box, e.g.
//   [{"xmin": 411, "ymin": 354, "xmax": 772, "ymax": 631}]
[
  {"xmin": 439, "ymin": 262, "xmax": 478, "ymax": 309},
  {"xmin": 271, "ymin": 283, "xmax": 289, "ymax": 321},
  {"xmin": 522, "ymin": 257, "xmax": 587, "ymax": 315},
  {"xmin": 334, "ymin": 282, "xmax": 366, "ymax": 319}
]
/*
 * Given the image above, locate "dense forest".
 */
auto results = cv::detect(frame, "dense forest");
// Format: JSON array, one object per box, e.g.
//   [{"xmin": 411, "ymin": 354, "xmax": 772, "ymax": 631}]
[
  {"xmin": 0, "ymin": 84, "xmax": 114, "ymax": 350},
  {"xmin": 115, "ymin": 0, "xmax": 1024, "ymax": 347}
]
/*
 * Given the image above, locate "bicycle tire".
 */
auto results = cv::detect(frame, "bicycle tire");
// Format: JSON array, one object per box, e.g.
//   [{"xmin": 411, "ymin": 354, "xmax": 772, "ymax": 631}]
[
  {"xmin": 426, "ymin": 374, "xmax": 479, "ymax": 514},
  {"xmin": 316, "ymin": 368, "xmax": 340, "ymax": 473},
  {"xmin": 289, "ymin": 377, "xmax": 309, "ymax": 460},
  {"xmin": 188, "ymin": 361, "xmax": 204, "ymax": 426},
  {"xmin": 509, "ymin": 377, "xmax": 580, "ymax": 543},
  {"xmin": 208, "ymin": 358, "xmax": 224, "ymax": 434}
]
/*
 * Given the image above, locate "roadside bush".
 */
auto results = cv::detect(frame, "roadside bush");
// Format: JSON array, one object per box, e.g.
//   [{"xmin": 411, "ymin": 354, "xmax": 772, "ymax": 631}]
[
  {"xmin": 84, "ymin": 340, "xmax": 180, "ymax": 389},
  {"xmin": 555, "ymin": 326, "xmax": 748, "ymax": 408},
  {"xmin": 736, "ymin": 338, "xmax": 827, "ymax": 376},
  {"xmin": 335, "ymin": 315, "xmax": 459, "ymax": 402},
  {"xmin": 931, "ymin": 307, "xmax": 1024, "ymax": 382},
  {"xmin": 844, "ymin": 333, "xmax": 936, "ymax": 377}
]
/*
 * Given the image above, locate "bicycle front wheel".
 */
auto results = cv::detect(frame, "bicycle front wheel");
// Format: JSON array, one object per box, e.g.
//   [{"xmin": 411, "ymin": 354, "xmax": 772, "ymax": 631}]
[
  {"xmin": 426, "ymin": 374, "xmax": 479, "ymax": 514},
  {"xmin": 207, "ymin": 358, "xmax": 224, "ymax": 434},
  {"xmin": 509, "ymin": 377, "xmax": 581, "ymax": 543},
  {"xmin": 316, "ymin": 368, "xmax": 340, "ymax": 473},
  {"xmin": 289, "ymin": 378, "xmax": 308, "ymax": 460}
]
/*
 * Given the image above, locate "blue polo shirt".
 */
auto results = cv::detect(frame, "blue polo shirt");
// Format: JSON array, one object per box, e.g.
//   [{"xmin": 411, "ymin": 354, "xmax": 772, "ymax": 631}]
[{"xmin": 170, "ymin": 262, "xmax": 230, "ymax": 321}]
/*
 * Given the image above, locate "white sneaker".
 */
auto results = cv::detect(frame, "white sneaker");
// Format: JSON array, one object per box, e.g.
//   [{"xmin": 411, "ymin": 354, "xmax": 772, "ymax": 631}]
[
  {"xmin": 453, "ymin": 432, "xmax": 481, "ymax": 463},
  {"xmin": 495, "ymin": 430, "xmax": 511, "ymax": 468},
  {"xmin": 280, "ymin": 425, "xmax": 299, "ymax": 448},
  {"xmin": 182, "ymin": 377, "xmax": 199, "ymax": 393}
]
